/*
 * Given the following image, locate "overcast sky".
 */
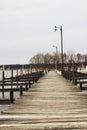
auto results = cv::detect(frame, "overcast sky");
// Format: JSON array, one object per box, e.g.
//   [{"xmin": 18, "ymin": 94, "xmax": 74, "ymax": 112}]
[{"xmin": 0, "ymin": 0, "xmax": 87, "ymax": 64}]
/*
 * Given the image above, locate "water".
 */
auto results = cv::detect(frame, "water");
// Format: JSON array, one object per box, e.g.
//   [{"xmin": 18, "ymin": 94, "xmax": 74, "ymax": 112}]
[
  {"xmin": 0, "ymin": 68, "xmax": 32, "ymax": 113},
  {"xmin": 0, "ymin": 91, "xmax": 20, "ymax": 114}
]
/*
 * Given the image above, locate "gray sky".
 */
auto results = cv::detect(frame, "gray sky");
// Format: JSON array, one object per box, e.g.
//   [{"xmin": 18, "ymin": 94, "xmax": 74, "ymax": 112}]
[{"xmin": 0, "ymin": 0, "xmax": 87, "ymax": 64}]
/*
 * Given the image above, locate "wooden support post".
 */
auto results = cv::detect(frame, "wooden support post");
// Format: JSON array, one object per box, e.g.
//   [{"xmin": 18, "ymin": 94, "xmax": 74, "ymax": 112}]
[
  {"xmin": 22, "ymin": 65, "xmax": 24, "ymax": 75},
  {"xmin": 35, "ymin": 77, "xmax": 37, "ymax": 83},
  {"xmin": 2, "ymin": 69, "xmax": 4, "ymax": 97},
  {"xmin": 29, "ymin": 81, "xmax": 31, "ymax": 88},
  {"xmin": 25, "ymin": 83, "xmax": 28, "ymax": 91},
  {"xmin": 74, "ymin": 79, "xmax": 77, "ymax": 85},
  {"xmin": 20, "ymin": 86, "xmax": 23, "ymax": 96},
  {"xmin": 80, "ymin": 82, "xmax": 82, "ymax": 91},
  {"xmin": 17, "ymin": 68, "xmax": 18, "ymax": 88},
  {"xmin": 11, "ymin": 69, "xmax": 13, "ymax": 88},
  {"xmin": 28, "ymin": 68, "xmax": 29, "ymax": 74},
  {"xmin": 30, "ymin": 66, "xmax": 32, "ymax": 73},
  {"xmin": 33, "ymin": 78, "xmax": 35, "ymax": 83},
  {"xmin": 10, "ymin": 90, "xmax": 14, "ymax": 103}
]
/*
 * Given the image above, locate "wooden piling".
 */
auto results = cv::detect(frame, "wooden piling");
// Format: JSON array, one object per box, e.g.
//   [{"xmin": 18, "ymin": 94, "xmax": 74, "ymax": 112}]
[
  {"xmin": 80, "ymin": 82, "xmax": 82, "ymax": 90},
  {"xmin": 10, "ymin": 90, "xmax": 14, "ymax": 103},
  {"xmin": 11, "ymin": 69, "xmax": 13, "ymax": 88},
  {"xmin": 2, "ymin": 69, "xmax": 4, "ymax": 97},
  {"xmin": 20, "ymin": 86, "xmax": 23, "ymax": 96},
  {"xmin": 29, "ymin": 81, "xmax": 31, "ymax": 88},
  {"xmin": 25, "ymin": 83, "xmax": 28, "ymax": 91}
]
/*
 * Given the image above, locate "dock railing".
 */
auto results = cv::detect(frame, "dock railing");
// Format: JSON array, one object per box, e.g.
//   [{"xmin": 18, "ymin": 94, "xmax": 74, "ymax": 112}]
[
  {"xmin": 62, "ymin": 69, "xmax": 87, "ymax": 91},
  {"xmin": 0, "ymin": 65, "xmax": 45, "ymax": 104}
]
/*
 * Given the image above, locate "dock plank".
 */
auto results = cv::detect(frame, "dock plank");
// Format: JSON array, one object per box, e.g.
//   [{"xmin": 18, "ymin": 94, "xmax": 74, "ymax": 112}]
[{"xmin": 0, "ymin": 71, "xmax": 87, "ymax": 129}]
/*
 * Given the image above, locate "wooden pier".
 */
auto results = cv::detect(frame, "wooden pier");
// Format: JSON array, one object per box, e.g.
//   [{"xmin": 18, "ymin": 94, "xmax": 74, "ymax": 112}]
[
  {"xmin": 0, "ymin": 70, "xmax": 87, "ymax": 129},
  {"xmin": 0, "ymin": 68, "xmax": 44, "ymax": 103}
]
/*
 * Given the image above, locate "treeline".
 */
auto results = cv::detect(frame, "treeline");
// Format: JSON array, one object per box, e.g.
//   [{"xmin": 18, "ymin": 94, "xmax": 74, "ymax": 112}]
[{"xmin": 29, "ymin": 51, "xmax": 87, "ymax": 64}]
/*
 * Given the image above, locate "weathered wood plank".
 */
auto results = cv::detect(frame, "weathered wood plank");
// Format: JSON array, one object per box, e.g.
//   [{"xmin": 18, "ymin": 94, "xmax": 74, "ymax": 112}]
[{"xmin": 1, "ymin": 71, "xmax": 87, "ymax": 129}]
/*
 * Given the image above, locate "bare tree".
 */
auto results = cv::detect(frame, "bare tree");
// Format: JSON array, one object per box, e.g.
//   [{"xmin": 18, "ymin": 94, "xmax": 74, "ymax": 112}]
[
  {"xmin": 66, "ymin": 50, "xmax": 77, "ymax": 63},
  {"xmin": 43, "ymin": 53, "xmax": 52, "ymax": 64},
  {"xmin": 76, "ymin": 53, "xmax": 82, "ymax": 62},
  {"xmin": 29, "ymin": 53, "xmax": 44, "ymax": 64}
]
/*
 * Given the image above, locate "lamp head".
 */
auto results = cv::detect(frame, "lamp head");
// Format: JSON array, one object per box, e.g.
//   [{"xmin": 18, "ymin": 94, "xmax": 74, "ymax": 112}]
[{"xmin": 54, "ymin": 26, "xmax": 57, "ymax": 31}]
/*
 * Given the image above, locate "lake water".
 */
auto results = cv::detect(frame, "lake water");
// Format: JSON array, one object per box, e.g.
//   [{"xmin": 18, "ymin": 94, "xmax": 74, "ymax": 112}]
[
  {"xmin": 0, "ymin": 68, "xmax": 34, "ymax": 114},
  {"xmin": 0, "ymin": 91, "xmax": 20, "ymax": 114}
]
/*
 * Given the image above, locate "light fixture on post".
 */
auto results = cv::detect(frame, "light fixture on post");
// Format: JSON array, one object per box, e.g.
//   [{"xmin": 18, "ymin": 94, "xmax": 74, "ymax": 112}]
[{"xmin": 54, "ymin": 25, "xmax": 63, "ymax": 75}]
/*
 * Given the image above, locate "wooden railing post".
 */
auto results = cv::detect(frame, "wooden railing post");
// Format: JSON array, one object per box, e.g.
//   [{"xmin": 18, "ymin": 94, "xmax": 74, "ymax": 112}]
[
  {"xmin": 2, "ymin": 69, "xmax": 4, "ymax": 97},
  {"xmin": 10, "ymin": 90, "xmax": 14, "ymax": 103},
  {"xmin": 11, "ymin": 69, "xmax": 13, "ymax": 88},
  {"xmin": 20, "ymin": 86, "xmax": 23, "ymax": 96},
  {"xmin": 29, "ymin": 81, "xmax": 31, "ymax": 88},
  {"xmin": 74, "ymin": 79, "xmax": 77, "ymax": 85},
  {"xmin": 25, "ymin": 83, "xmax": 28, "ymax": 91},
  {"xmin": 80, "ymin": 82, "xmax": 82, "ymax": 91}
]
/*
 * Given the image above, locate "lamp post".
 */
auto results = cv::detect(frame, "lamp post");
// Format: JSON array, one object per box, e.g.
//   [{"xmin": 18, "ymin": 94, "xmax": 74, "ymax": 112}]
[
  {"xmin": 54, "ymin": 25, "xmax": 63, "ymax": 75},
  {"xmin": 53, "ymin": 45, "xmax": 58, "ymax": 70}
]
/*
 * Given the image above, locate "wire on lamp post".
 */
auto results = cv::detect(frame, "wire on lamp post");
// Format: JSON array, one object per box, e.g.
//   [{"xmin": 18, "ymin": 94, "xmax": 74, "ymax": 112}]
[
  {"xmin": 53, "ymin": 45, "xmax": 58, "ymax": 70},
  {"xmin": 54, "ymin": 25, "xmax": 63, "ymax": 75}
]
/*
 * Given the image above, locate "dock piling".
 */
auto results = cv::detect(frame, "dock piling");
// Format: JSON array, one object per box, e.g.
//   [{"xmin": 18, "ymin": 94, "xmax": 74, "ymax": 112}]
[
  {"xmin": 20, "ymin": 86, "xmax": 23, "ymax": 96},
  {"xmin": 10, "ymin": 90, "xmax": 14, "ymax": 103}
]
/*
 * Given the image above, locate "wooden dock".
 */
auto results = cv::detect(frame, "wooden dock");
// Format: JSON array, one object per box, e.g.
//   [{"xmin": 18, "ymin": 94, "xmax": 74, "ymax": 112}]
[{"xmin": 0, "ymin": 70, "xmax": 87, "ymax": 129}]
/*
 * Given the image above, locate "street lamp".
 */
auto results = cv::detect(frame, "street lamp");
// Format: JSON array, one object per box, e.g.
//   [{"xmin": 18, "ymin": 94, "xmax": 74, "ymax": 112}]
[
  {"xmin": 53, "ymin": 45, "xmax": 58, "ymax": 70},
  {"xmin": 54, "ymin": 25, "xmax": 63, "ymax": 75}
]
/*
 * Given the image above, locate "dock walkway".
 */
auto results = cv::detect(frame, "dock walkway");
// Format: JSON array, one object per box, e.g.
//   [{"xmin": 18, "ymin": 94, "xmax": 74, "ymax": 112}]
[{"xmin": 0, "ymin": 70, "xmax": 87, "ymax": 129}]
